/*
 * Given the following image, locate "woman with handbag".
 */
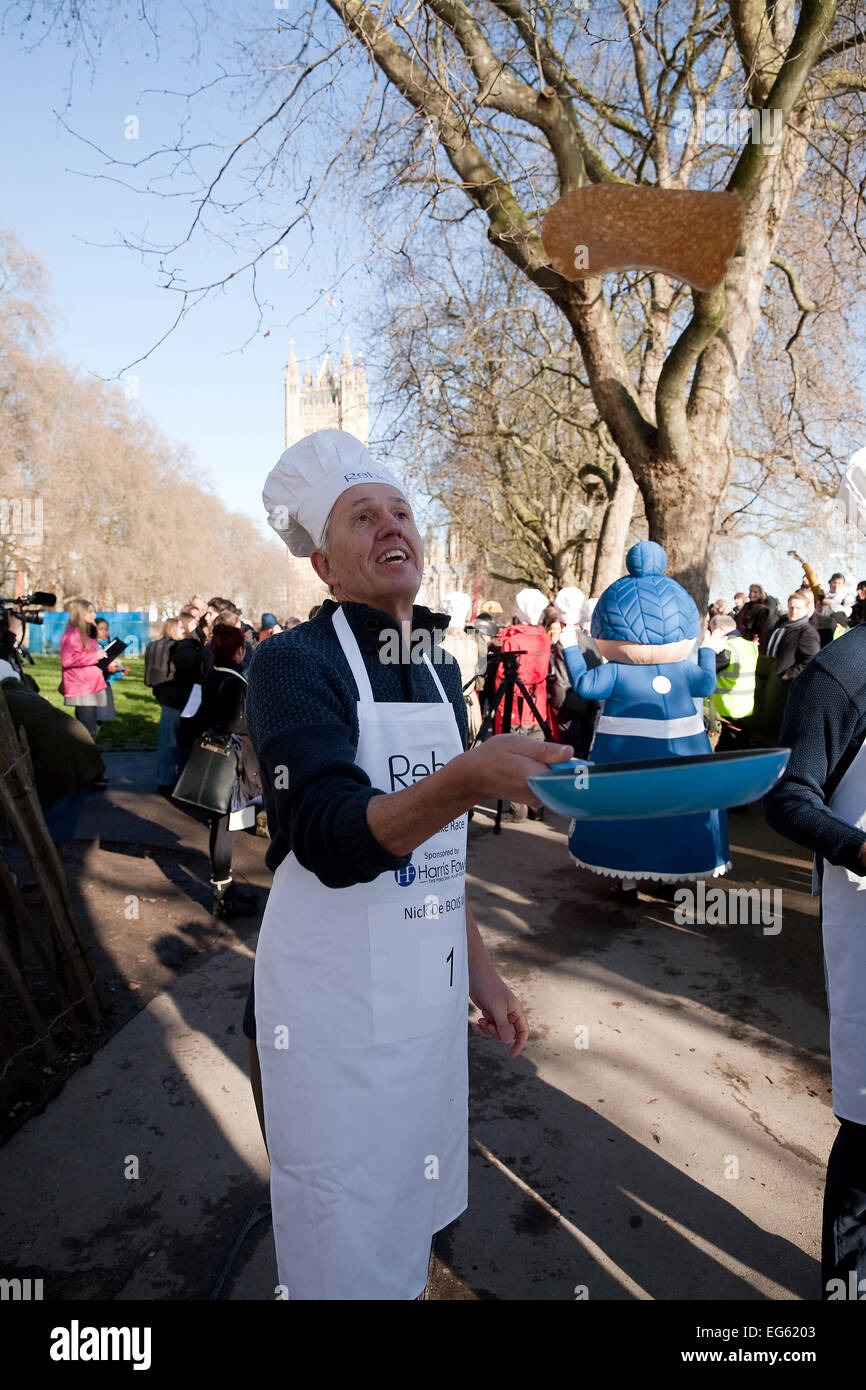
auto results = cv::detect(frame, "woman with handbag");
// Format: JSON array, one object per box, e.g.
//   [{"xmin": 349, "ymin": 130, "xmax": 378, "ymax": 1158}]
[{"xmin": 175, "ymin": 623, "xmax": 261, "ymax": 919}]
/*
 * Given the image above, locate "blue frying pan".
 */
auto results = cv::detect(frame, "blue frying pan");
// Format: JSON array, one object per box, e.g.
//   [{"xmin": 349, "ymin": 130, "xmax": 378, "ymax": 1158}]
[{"xmin": 527, "ymin": 748, "xmax": 790, "ymax": 820}]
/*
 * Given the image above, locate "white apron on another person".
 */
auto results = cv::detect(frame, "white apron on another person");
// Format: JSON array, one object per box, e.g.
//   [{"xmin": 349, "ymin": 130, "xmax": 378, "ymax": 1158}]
[
  {"xmin": 254, "ymin": 606, "xmax": 469, "ymax": 1299},
  {"xmin": 819, "ymin": 736, "xmax": 866, "ymax": 1124}
]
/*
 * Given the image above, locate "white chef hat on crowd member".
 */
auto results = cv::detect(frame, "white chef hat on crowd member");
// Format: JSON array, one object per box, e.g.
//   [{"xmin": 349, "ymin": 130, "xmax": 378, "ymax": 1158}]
[
  {"xmin": 262, "ymin": 429, "xmax": 407, "ymax": 557},
  {"xmin": 554, "ymin": 586, "xmax": 586, "ymax": 625},
  {"xmin": 579, "ymin": 596, "xmax": 598, "ymax": 632},
  {"xmin": 838, "ymin": 447, "xmax": 866, "ymax": 537},
  {"xmin": 514, "ymin": 588, "xmax": 549, "ymax": 626},
  {"xmin": 442, "ymin": 591, "xmax": 472, "ymax": 629}
]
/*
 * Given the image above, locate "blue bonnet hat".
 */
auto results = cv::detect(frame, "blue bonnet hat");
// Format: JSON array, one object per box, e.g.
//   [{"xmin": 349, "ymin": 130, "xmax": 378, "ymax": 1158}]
[{"xmin": 590, "ymin": 541, "xmax": 700, "ymax": 644}]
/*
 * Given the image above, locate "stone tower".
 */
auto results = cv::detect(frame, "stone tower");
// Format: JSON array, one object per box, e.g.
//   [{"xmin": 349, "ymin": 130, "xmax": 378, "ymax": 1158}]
[
  {"xmin": 280, "ymin": 339, "xmax": 370, "ymax": 617},
  {"xmin": 284, "ymin": 338, "xmax": 369, "ymax": 448}
]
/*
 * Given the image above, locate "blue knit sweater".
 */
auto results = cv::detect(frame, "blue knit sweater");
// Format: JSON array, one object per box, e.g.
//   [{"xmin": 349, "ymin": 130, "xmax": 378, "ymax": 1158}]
[
  {"xmin": 245, "ymin": 599, "xmax": 467, "ymax": 887},
  {"xmin": 764, "ymin": 625, "xmax": 866, "ymax": 879}
]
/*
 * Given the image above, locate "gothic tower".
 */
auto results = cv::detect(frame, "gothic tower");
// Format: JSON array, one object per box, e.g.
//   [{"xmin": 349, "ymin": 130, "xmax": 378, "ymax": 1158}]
[
  {"xmin": 284, "ymin": 337, "xmax": 368, "ymax": 448},
  {"xmin": 280, "ymin": 338, "xmax": 369, "ymax": 616}
]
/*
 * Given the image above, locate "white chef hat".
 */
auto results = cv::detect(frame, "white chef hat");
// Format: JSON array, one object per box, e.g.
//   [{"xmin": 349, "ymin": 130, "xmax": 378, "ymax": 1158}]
[
  {"xmin": 442, "ymin": 591, "xmax": 472, "ymax": 629},
  {"xmin": 514, "ymin": 587, "xmax": 549, "ymax": 626},
  {"xmin": 580, "ymin": 596, "xmax": 598, "ymax": 632},
  {"xmin": 838, "ymin": 447, "xmax": 866, "ymax": 538},
  {"xmin": 263, "ymin": 429, "xmax": 407, "ymax": 557},
  {"xmin": 554, "ymin": 586, "xmax": 586, "ymax": 625}
]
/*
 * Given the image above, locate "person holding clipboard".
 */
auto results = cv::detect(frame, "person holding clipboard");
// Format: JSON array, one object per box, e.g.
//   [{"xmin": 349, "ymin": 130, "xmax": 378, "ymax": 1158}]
[{"xmin": 60, "ymin": 600, "xmax": 125, "ymax": 786}]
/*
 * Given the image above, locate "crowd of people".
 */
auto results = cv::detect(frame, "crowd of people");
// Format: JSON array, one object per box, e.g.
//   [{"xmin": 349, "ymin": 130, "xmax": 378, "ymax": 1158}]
[
  {"xmin": 123, "ymin": 563, "xmax": 866, "ymax": 908},
  {"xmin": 704, "ymin": 569, "xmax": 864, "ymax": 750},
  {"xmin": 2, "ymin": 564, "xmax": 859, "ymax": 902},
  {"xmin": 142, "ymin": 594, "xmax": 327, "ymax": 918}
]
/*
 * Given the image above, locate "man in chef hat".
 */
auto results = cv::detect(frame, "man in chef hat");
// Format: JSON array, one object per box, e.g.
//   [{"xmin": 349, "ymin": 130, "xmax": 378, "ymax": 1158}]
[{"xmin": 244, "ymin": 429, "xmax": 572, "ymax": 1301}]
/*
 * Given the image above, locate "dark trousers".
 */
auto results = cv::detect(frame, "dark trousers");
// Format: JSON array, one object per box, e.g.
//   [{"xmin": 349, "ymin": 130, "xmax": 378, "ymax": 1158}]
[
  {"xmin": 208, "ymin": 812, "xmax": 236, "ymax": 883},
  {"xmin": 74, "ymin": 705, "xmax": 100, "ymax": 738},
  {"xmin": 822, "ymin": 1117, "xmax": 866, "ymax": 1298}
]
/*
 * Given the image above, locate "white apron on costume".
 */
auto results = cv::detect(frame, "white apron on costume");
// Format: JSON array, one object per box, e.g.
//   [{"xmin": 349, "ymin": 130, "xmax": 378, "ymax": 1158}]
[
  {"xmin": 254, "ymin": 606, "xmax": 469, "ymax": 1299},
  {"xmin": 820, "ymin": 735, "xmax": 866, "ymax": 1123}
]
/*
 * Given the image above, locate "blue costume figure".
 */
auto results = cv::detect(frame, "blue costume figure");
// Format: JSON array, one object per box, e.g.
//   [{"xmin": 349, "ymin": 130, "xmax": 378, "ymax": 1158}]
[{"xmin": 562, "ymin": 541, "xmax": 730, "ymax": 886}]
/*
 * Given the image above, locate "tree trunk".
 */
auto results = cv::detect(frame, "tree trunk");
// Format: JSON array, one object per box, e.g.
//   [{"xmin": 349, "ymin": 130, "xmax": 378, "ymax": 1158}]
[
  {"xmin": 591, "ymin": 467, "xmax": 639, "ymax": 594},
  {"xmin": 642, "ymin": 455, "xmax": 727, "ymax": 608}
]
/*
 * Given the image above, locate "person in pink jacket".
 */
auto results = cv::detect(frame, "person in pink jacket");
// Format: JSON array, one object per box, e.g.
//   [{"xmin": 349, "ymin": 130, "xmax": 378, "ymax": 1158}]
[{"xmin": 60, "ymin": 599, "xmax": 122, "ymax": 787}]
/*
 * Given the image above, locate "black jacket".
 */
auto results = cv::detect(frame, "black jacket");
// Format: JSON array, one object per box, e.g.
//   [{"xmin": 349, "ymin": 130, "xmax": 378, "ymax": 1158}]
[
  {"xmin": 848, "ymin": 598, "xmax": 866, "ymax": 627},
  {"xmin": 765, "ymin": 624, "xmax": 866, "ymax": 881},
  {"xmin": 765, "ymin": 616, "xmax": 821, "ymax": 680},
  {"xmin": 173, "ymin": 631, "xmax": 207, "ymax": 695}
]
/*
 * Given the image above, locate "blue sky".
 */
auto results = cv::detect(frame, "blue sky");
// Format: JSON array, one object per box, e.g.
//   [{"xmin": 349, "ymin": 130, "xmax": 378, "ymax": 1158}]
[{"xmin": 0, "ymin": 4, "xmax": 374, "ymax": 530}]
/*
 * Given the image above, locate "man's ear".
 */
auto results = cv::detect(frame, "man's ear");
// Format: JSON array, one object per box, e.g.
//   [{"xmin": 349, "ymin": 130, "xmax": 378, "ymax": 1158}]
[{"xmin": 310, "ymin": 550, "xmax": 332, "ymax": 587}]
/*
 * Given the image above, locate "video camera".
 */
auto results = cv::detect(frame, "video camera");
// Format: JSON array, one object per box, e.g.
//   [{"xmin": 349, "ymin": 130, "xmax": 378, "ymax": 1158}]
[{"xmin": 0, "ymin": 591, "xmax": 56, "ymax": 686}]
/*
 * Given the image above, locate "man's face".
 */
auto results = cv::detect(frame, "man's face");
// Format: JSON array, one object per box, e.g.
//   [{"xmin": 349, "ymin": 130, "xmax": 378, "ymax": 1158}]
[
  {"xmin": 748, "ymin": 586, "xmax": 761, "ymax": 601},
  {"xmin": 312, "ymin": 483, "xmax": 423, "ymax": 615},
  {"xmin": 788, "ymin": 597, "xmax": 808, "ymax": 621},
  {"xmin": 830, "ymin": 577, "xmax": 844, "ymax": 594}
]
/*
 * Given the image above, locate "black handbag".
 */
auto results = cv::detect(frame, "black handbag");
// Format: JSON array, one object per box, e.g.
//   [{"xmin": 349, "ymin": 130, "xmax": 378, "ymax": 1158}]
[{"xmin": 172, "ymin": 731, "xmax": 239, "ymax": 813}]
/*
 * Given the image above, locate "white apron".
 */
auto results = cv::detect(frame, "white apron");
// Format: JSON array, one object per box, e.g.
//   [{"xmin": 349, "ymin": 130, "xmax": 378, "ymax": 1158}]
[
  {"xmin": 820, "ymin": 735, "xmax": 866, "ymax": 1123},
  {"xmin": 254, "ymin": 606, "xmax": 469, "ymax": 1299}
]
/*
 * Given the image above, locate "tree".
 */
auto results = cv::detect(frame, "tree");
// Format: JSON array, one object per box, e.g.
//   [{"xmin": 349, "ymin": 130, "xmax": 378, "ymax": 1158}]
[
  {"xmin": 9, "ymin": 2, "xmax": 864, "ymax": 606},
  {"xmin": 376, "ymin": 235, "xmax": 644, "ymax": 591},
  {"xmin": 314, "ymin": 0, "xmax": 864, "ymax": 605},
  {"xmin": 0, "ymin": 229, "xmax": 289, "ymax": 619}
]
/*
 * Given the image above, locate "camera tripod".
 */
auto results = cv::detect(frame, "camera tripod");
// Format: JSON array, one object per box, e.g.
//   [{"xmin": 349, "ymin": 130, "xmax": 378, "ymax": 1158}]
[{"xmin": 470, "ymin": 649, "xmax": 554, "ymax": 834}]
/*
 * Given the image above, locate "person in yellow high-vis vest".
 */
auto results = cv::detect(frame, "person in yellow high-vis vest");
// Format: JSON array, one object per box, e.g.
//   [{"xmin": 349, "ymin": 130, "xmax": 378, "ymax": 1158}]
[{"xmin": 710, "ymin": 614, "xmax": 759, "ymax": 751}]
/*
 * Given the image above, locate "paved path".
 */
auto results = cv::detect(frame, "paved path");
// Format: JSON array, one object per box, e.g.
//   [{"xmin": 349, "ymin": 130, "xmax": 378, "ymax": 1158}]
[{"xmin": 0, "ymin": 756, "xmax": 832, "ymax": 1299}]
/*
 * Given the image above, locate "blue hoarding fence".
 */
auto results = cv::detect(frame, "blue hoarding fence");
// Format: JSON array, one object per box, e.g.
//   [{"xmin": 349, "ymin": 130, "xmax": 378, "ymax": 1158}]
[{"xmin": 26, "ymin": 611, "xmax": 153, "ymax": 658}]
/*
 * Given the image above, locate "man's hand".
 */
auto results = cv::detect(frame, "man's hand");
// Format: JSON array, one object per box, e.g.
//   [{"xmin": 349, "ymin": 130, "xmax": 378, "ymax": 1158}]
[
  {"xmin": 367, "ymin": 735, "xmax": 573, "ymax": 858},
  {"xmin": 460, "ymin": 735, "xmax": 573, "ymax": 809},
  {"xmin": 701, "ymin": 627, "xmax": 728, "ymax": 653},
  {"xmin": 469, "ymin": 952, "xmax": 529, "ymax": 1059}
]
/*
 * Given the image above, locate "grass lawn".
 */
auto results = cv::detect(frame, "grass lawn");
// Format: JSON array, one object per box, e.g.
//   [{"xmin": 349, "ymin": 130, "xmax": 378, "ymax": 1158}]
[{"xmin": 27, "ymin": 657, "xmax": 160, "ymax": 751}]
